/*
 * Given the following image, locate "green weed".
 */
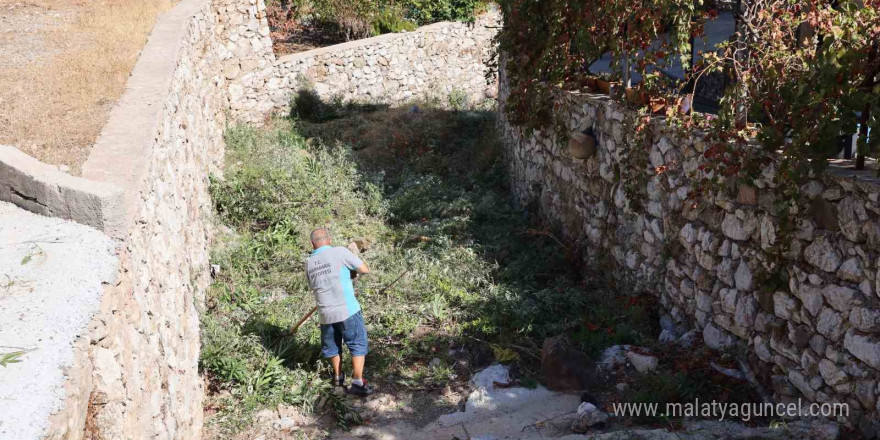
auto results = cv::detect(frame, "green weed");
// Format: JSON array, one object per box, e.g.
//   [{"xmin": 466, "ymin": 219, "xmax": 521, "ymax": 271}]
[{"xmin": 201, "ymin": 99, "xmax": 656, "ymax": 435}]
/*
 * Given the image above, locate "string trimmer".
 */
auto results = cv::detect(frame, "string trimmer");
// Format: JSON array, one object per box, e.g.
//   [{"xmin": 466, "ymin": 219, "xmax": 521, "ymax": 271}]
[{"xmin": 290, "ymin": 269, "xmax": 409, "ymax": 334}]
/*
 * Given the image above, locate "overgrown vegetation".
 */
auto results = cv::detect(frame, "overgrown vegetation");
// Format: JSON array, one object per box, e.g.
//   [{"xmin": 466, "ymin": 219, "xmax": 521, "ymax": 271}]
[
  {"xmin": 267, "ymin": 0, "xmax": 488, "ymax": 51},
  {"xmin": 494, "ymin": 0, "xmax": 880, "ymax": 174},
  {"xmin": 201, "ymin": 97, "xmax": 657, "ymax": 434}
]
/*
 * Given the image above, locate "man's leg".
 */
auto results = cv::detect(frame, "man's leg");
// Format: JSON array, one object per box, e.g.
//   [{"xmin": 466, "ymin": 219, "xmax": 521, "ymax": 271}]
[
  {"xmin": 343, "ymin": 312, "xmax": 372, "ymax": 395},
  {"xmin": 351, "ymin": 355, "xmax": 365, "ymax": 381},
  {"xmin": 321, "ymin": 322, "xmax": 345, "ymax": 387},
  {"xmin": 330, "ymin": 355, "xmax": 342, "ymax": 379}
]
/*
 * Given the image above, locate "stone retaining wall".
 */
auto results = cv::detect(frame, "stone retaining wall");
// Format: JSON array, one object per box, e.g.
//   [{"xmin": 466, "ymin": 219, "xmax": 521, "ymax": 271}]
[
  {"xmin": 498, "ymin": 66, "xmax": 880, "ymax": 432},
  {"xmin": 17, "ymin": 0, "xmax": 229, "ymax": 437},
  {"xmin": 220, "ymin": 5, "xmax": 500, "ymax": 124}
]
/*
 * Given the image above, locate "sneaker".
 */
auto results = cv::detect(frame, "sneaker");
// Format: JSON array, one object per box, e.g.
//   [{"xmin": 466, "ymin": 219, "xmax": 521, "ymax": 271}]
[{"xmin": 347, "ymin": 380, "xmax": 374, "ymax": 396}]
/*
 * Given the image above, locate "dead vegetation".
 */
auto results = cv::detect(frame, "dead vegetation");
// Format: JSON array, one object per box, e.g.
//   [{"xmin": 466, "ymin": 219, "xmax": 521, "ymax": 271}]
[{"xmin": 0, "ymin": 0, "xmax": 173, "ymax": 174}]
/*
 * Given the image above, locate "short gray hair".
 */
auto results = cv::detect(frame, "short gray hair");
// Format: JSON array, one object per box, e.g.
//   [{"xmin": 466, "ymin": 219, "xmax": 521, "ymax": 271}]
[{"xmin": 310, "ymin": 228, "xmax": 330, "ymax": 246}]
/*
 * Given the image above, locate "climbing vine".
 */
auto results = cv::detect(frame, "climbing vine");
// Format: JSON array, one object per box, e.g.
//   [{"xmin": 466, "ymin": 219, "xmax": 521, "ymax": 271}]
[{"xmin": 495, "ymin": 0, "xmax": 880, "ymax": 186}]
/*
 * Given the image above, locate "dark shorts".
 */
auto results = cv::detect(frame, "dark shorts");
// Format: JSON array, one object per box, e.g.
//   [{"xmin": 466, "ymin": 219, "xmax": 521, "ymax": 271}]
[{"xmin": 320, "ymin": 311, "xmax": 368, "ymax": 358}]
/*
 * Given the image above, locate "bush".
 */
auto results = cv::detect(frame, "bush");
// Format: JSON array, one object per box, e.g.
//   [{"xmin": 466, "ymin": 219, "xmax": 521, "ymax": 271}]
[
  {"xmin": 311, "ymin": 0, "xmax": 377, "ymax": 41},
  {"xmin": 291, "ymin": 87, "xmax": 338, "ymax": 122},
  {"xmin": 402, "ymin": 0, "xmax": 484, "ymax": 25},
  {"xmin": 371, "ymin": 6, "xmax": 417, "ymax": 35}
]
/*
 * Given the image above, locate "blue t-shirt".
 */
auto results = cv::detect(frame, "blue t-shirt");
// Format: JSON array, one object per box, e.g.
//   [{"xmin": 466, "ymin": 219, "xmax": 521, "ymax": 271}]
[{"xmin": 306, "ymin": 246, "xmax": 364, "ymax": 324}]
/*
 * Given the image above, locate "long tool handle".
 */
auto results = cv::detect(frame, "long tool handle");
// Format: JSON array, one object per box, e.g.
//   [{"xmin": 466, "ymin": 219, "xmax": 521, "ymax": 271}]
[
  {"xmin": 291, "ymin": 270, "xmax": 409, "ymax": 333},
  {"xmin": 291, "ymin": 306, "xmax": 318, "ymax": 334}
]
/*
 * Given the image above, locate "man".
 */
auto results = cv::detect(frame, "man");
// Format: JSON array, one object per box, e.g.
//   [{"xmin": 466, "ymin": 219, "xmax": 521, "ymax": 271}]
[{"xmin": 305, "ymin": 228, "xmax": 373, "ymax": 396}]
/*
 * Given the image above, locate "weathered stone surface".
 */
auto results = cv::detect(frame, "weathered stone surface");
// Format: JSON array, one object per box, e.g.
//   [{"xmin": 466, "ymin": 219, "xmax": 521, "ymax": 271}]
[
  {"xmin": 571, "ymin": 402, "xmax": 609, "ymax": 433},
  {"xmin": 721, "ymin": 211, "xmax": 757, "ymax": 241},
  {"xmin": 568, "ymin": 132, "xmax": 597, "ymax": 159},
  {"xmin": 838, "ymin": 258, "xmax": 865, "ymax": 283},
  {"xmin": 795, "ymin": 284, "xmax": 825, "ymax": 317},
  {"xmin": 821, "ymin": 284, "xmax": 862, "ymax": 314},
  {"xmin": 250, "ymin": 11, "xmax": 501, "ymax": 123},
  {"xmin": 734, "ymin": 260, "xmax": 752, "ymax": 291},
  {"xmin": 819, "ymin": 359, "xmax": 849, "ymax": 387},
  {"xmin": 496, "ymin": 60, "xmax": 880, "ymax": 426},
  {"xmin": 817, "ymin": 308, "xmax": 846, "ymax": 341},
  {"xmin": 774, "ymin": 291, "xmax": 798, "ymax": 320},
  {"xmin": 839, "ymin": 196, "xmax": 868, "ymax": 242},
  {"xmin": 703, "ymin": 323, "xmax": 737, "ymax": 351},
  {"xmin": 855, "ymin": 379, "xmax": 877, "ymax": 409},
  {"xmin": 737, "ymin": 184, "xmax": 757, "ymax": 205},
  {"xmin": 788, "ymin": 370, "xmax": 817, "ymax": 401},
  {"xmin": 850, "ymin": 307, "xmax": 880, "ymax": 332},
  {"xmin": 844, "ymin": 330, "xmax": 880, "ymax": 370},
  {"xmin": 804, "ymin": 236, "xmax": 842, "ymax": 272},
  {"xmin": 626, "ymin": 351, "xmax": 659, "ymax": 374}
]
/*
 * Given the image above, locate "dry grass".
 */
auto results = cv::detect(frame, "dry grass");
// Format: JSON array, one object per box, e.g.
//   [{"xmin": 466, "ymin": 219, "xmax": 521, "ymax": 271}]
[{"xmin": 0, "ymin": 0, "xmax": 173, "ymax": 174}]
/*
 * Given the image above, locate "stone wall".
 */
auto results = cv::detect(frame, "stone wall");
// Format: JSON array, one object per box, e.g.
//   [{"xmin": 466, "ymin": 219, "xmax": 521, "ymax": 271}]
[
  {"xmin": 35, "ymin": 0, "xmax": 228, "ymax": 437},
  {"xmin": 498, "ymin": 67, "xmax": 880, "ymax": 431},
  {"xmin": 219, "ymin": 4, "xmax": 500, "ymax": 124},
  {"xmin": 214, "ymin": 0, "xmax": 277, "ymax": 124}
]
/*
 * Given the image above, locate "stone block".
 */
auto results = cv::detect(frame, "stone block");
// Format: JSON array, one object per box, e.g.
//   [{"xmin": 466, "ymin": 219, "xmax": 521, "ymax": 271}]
[
  {"xmin": 0, "ymin": 145, "xmax": 124, "ymax": 237},
  {"xmin": 844, "ymin": 329, "xmax": 880, "ymax": 370}
]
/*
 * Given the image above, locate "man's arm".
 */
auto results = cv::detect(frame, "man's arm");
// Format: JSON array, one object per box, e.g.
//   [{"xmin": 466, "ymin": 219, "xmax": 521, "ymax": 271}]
[{"xmin": 343, "ymin": 247, "xmax": 369, "ymax": 277}]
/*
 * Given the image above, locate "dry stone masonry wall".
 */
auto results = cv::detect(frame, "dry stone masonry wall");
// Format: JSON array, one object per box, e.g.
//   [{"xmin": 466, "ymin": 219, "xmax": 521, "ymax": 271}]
[
  {"xmin": 39, "ymin": 0, "xmax": 227, "ymax": 438},
  {"xmin": 219, "ymin": 5, "xmax": 500, "ymax": 124},
  {"xmin": 498, "ymin": 67, "xmax": 880, "ymax": 431}
]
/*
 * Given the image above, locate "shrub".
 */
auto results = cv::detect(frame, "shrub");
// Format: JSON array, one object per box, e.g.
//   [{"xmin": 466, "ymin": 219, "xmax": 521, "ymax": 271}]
[
  {"xmin": 447, "ymin": 88, "xmax": 468, "ymax": 111},
  {"xmin": 402, "ymin": 0, "xmax": 484, "ymax": 25},
  {"xmin": 371, "ymin": 6, "xmax": 418, "ymax": 35},
  {"xmin": 290, "ymin": 85, "xmax": 339, "ymax": 122},
  {"xmin": 311, "ymin": 0, "xmax": 378, "ymax": 41}
]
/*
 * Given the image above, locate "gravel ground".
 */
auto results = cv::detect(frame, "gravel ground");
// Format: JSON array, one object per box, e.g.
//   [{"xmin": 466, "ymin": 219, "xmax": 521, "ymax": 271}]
[
  {"xmin": 0, "ymin": 201, "xmax": 118, "ymax": 440},
  {"xmin": 0, "ymin": 2, "xmax": 74, "ymax": 70}
]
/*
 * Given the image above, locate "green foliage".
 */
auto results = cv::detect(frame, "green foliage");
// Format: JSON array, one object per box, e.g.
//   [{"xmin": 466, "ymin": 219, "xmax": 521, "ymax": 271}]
[
  {"xmin": 497, "ymin": 0, "xmax": 880, "ymax": 182},
  {"xmin": 403, "ymin": 0, "xmax": 484, "ymax": 25},
  {"xmin": 447, "ymin": 88, "xmax": 468, "ymax": 111},
  {"xmin": 203, "ymin": 99, "xmax": 655, "ymax": 434},
  {"xmin": 0, "ymin": 350, "xmax": 27, "ymax": 367},
  {"xmin": 372, "ymin": 6, "xmax": 418, "ymax": 35}
]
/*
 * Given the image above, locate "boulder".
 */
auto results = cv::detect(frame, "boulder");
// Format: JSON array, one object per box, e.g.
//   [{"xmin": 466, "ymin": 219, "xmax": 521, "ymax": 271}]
[
  {"xmin": 804, "ymin": 236, "xmax": 842, "ymax": 273},
  {"xmin": 850, "ymin": 307, "xmax": 880, "ymax": 333},
  {"xmin": 541, "ymin": 336, "xmax": 596, "ymax": 391},
  {"xmin": 570, "ymin": 402, "xmax": 609, "ymax": 433},
  {"xmin": 626, "ymin": 351, "xmax": 659, "ymax": 374},
  {"xmin": 703, "ymin": 323, "xmax": 737, "ymax": 351},
  {"xmin": 844, "ymin": 330, "xmax": 880, "ymax": 370},
  {"xmin": 568, "ymin": 132, "xmax": 597, "ymax": 159}
]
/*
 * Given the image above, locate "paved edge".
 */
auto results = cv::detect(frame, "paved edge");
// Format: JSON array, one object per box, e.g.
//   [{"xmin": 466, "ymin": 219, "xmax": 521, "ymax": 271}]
[
  {"xmin": 80, "ymin": 0, "xmax": 206, "ymax": 236},
  {"xmin": 0, "ymin": 145, "xmax": 125, "ymax": 237}
]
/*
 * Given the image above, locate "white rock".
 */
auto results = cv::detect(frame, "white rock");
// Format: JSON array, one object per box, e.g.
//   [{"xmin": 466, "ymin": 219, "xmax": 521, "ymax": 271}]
[
  {"xmin": 804, "ymin": 236, "xmax": 842, "ymax": 272},
  {"xmin": 734, "ymin": 260, "xmax": 752, "ymax": 291},
  {"xmin": 820, "ymin": 284, "xmax": 861, "ymax": 314},
  {"xmin": 571, "ymin": 402, "xmax": 609, "ymax": 433},
  {"xmin": 626, "ymin": 351, "xmax": 659, "ymax": 374},
  {"xmin": 844, "ymin": 330, "xmax": 880, "ymax": 370},
  {"xmin": 837, "ymin": 258, "xmax": 864, "ymax": 283}
]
